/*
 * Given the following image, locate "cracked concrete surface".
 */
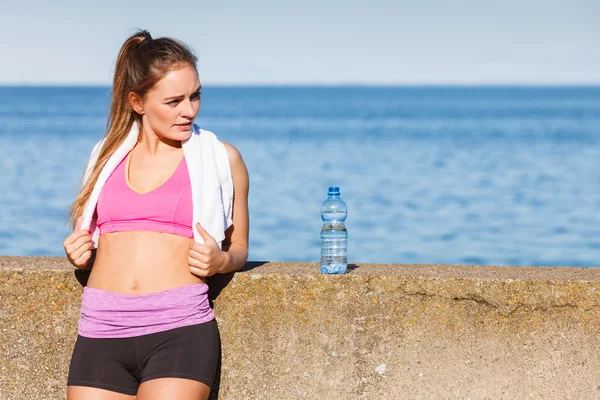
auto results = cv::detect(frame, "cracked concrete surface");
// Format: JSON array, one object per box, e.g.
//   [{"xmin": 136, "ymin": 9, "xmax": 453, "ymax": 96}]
[{"xmin": 2, "ymin": 257, "xmax": 600, "ymax": 399}]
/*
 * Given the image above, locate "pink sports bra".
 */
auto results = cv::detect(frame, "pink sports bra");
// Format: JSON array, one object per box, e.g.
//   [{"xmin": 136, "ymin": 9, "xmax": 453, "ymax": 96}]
[{"xmin": 96, "ymin": 151, "xmax": 194, "ymax": 238}]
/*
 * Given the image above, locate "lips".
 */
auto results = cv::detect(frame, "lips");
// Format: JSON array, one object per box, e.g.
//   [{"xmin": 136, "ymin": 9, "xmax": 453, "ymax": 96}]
[{"xmin": 175, "ymin": 122, "xmax": 192, "ymax": 128}]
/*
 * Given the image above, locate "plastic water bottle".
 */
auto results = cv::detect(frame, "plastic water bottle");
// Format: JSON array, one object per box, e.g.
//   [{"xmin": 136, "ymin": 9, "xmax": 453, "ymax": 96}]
[{"xmin": 320, "ymin": 186, "xmax": 348, "ymax": 274}]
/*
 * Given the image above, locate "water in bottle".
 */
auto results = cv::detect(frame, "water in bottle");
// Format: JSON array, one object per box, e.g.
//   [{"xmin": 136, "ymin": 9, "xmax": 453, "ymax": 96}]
[{"xmin": 320, "ymin": 186, "xmax": 348, "ymax": 274}]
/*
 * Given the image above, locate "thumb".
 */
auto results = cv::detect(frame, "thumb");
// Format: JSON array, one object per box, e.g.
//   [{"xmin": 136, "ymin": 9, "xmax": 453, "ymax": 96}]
[
  {"xmin": 75, "ymin": 216, "xmax": 83, "ymax": 231},
  {"xmin": 196, "ymin": 223, "xmax": 215, "ymax": 243}
]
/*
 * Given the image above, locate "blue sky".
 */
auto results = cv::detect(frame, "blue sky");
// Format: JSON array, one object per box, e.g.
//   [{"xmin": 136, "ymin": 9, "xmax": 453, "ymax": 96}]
[{"xmin": 1, "ymin": 0, "xmax": 599, "ymax": 85}]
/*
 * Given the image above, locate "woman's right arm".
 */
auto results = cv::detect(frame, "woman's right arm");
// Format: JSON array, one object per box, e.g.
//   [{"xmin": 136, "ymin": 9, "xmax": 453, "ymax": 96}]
[
  {"xmin": 63, "ymin": 216, "xmax": 94, "ymax": 269},
  {"xmin": 65, "ymin": 139, "xmax": 104, "ymax": 269}
]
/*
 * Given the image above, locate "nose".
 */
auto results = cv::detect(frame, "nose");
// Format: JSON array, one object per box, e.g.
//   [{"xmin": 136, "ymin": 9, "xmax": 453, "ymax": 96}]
[{"xmin": 180, "ymin": 98, "xmax": 195, "ymax": 118}]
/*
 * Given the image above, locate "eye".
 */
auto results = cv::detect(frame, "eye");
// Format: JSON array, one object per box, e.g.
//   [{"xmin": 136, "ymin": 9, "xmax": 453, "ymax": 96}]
[
  {"xmin": 167, "ymin": 99, "xmax": 180, "ymax": 106},
  {"xmin": 191, "ymin": 91, "xmax": 202, "ymax": 100}
]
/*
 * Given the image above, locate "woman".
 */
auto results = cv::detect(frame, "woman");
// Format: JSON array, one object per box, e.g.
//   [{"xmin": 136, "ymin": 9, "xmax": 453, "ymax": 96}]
[{"xmin": 62, "ymin": 30, "xmax": 249, "ymax": 400}]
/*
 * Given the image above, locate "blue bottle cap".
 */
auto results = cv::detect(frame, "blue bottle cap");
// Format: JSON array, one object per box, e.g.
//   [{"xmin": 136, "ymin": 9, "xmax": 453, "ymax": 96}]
[{"xmin": 328, "ymin": 186, "xmax": 340, "ymax": 195}]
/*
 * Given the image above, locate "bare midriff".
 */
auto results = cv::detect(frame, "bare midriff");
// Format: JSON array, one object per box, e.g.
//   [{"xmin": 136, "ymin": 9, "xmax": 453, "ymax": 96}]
[{"xmin": 87, "ymin": 230, "xmax": 205, "ymax": 294}]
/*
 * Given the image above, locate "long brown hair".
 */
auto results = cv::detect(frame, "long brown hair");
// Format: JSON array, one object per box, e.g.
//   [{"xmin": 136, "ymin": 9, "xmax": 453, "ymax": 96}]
[{"xmin": 67, "ymin": 30, "xmax": 197, "ymax": 228}]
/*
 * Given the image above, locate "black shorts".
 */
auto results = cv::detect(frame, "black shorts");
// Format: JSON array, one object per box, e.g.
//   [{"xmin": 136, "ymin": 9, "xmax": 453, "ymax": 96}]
[{"xmin": 67, "ymin": 320, "xmax": 220, "ymax": 395}]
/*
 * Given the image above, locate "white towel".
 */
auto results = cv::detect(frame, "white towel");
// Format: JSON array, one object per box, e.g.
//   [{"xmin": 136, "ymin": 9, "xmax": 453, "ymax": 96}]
[{"xmin": 80, "ymin": 122, "xmax": 233, "ymax": 248}]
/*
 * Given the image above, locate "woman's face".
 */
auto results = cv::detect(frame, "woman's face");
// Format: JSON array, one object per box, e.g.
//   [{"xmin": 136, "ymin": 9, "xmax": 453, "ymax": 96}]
[{"xmin": 133, "ymin": 64, "xmax": 201, "ymax": 142}]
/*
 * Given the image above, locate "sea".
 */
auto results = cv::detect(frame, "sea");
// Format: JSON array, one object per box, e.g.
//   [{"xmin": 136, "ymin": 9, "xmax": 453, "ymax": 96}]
[{"xmin": 1, "ymin": 86, "xmax": 599, "ymax": 267}]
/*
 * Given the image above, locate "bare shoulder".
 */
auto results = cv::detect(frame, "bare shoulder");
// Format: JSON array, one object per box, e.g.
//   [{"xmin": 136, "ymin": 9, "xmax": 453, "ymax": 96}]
[
  {"xmin": 221, "ymin": 141, "xmax": 248, "ymax": 186},
  {"xmin": 221, "ymin": 141, "xmax": 244, "ymax": 164}
]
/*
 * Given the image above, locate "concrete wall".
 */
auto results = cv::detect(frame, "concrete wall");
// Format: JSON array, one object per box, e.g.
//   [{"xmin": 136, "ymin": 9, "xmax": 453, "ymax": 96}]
[{"xmin": 1, "ymin": 256, "xmax": 600, "ymax": 399}]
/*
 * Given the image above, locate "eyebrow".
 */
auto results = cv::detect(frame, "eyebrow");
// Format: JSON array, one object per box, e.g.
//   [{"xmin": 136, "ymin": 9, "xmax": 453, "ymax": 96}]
[{"xmin": 164, "ymin": 85, "xmax": 202, "ymax": 101}]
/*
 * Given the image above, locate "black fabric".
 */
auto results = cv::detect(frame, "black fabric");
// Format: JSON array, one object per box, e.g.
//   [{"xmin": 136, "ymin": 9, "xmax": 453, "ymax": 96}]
[{"xmin": 67, "ymin": 320, "xmax": 220, "ymax": 395}]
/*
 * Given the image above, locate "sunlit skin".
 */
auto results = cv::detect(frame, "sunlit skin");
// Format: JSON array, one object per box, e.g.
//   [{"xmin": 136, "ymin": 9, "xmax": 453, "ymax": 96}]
[{"xmin": 73, "ymin": 64, "xmax": 249, "ymax": 295}]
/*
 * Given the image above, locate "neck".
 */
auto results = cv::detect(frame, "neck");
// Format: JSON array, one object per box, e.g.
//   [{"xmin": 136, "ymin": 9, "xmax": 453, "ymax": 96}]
[{"xmin": 136, "ymin": 123, "xmax": 182, "ymax": 156}]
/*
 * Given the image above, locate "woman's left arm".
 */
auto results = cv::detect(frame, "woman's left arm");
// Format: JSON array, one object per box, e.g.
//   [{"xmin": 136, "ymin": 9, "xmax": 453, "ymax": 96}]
[
  {"xmin": 189, "ymin": 142, "xmax": 249, "ymax": 277},
  {"xmin": 217, "ymin": 142, "xmax": 249, "ymax": 273}
]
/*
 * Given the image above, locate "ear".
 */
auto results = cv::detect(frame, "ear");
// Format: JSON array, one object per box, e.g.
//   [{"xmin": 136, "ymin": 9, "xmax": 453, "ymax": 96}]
[{"xmin": 128, "ymin": 92, "xmax": 145, "ymax": 115}]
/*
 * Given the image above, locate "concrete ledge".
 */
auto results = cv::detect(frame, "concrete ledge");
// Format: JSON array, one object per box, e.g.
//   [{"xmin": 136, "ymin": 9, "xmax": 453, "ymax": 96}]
[{"xmin": 2, "ymin": 256, "xmax": 600, "ymax": 399}]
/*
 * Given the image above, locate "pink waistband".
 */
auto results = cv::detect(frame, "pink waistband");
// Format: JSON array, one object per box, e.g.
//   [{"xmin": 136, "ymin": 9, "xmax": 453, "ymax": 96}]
[{"xmin": 78, "ymin": 283, "xmax": 214, "ymax": 338}]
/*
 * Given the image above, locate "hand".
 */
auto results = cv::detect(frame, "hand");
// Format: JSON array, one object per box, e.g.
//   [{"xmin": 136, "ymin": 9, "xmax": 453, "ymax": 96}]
[
  {"xmin": 62, "ymin": 216, "xmax": 93, "ymax": 269},
  {"xmin": 189, "ymin": 223, "xmax": 227, "ymax": 278}
]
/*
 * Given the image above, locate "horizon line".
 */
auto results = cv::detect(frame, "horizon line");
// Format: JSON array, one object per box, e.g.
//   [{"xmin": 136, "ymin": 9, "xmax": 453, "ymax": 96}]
[{"xmin": 1, "ymin": 82, "xmax": 600, "ymax": 88}]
